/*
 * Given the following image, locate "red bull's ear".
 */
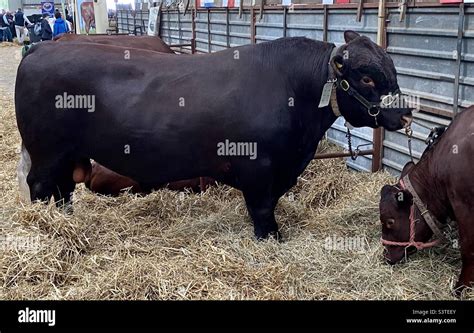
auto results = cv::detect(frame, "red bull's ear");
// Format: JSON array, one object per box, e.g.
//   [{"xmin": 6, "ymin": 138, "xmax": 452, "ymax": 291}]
[{"xmin": 344, "ymin": 30, "xmax": 360, "ymax": 43}]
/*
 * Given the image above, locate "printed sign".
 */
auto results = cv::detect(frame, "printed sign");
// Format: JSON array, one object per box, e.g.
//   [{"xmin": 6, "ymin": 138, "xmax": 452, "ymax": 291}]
[{"xmin": 41, "ymin": 1, "xmax": 55, "ymax": 16}]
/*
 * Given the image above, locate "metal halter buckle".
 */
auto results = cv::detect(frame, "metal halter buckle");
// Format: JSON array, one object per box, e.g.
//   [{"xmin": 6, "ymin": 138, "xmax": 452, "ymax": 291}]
[{"xmin": 340, "ymin": 79, "xmax": 350, "ymax": 91}]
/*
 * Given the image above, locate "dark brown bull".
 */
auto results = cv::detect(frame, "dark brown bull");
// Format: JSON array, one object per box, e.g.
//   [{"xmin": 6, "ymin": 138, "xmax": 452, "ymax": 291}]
[
  {"xmin": 379, "ymin": 106, "xmax": 474, "ymax": 295},
  {"xmin": 54, "ymin": 34, "xmax": 214, "ymax": 194}
]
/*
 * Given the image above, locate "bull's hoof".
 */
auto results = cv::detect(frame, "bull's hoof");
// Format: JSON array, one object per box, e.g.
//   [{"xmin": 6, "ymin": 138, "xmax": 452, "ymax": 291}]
[{"xmin": 255, "ymin": 230, "xmax": 282, "ymax": 242}]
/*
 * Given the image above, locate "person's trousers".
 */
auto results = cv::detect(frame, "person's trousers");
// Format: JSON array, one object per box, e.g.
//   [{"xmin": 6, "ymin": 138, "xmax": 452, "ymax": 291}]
[
  {"xmin": 0, "ymin": 27, "xmax": 13, "ymax": 42},
  {"xmin": 15, "ymin": 25, "xmax": 25, "ymax": 44}
]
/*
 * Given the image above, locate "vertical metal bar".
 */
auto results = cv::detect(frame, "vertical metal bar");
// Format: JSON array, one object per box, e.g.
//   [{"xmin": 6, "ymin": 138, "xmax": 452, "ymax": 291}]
[
  {"xmin": 192, "ymin": 7, "xmax": 196, "ymax": 54},
  {"xmin": 453, "ymin": 3, "xmax": 465, "ymax": 117},
  {"xmin": 178, "ymin": 6, "xmax": 182, "ymax": 46},
  {"xmin": 357, "ymin": 0, "xmax": 364, "ymax": 22},
  {"xmin": 226, "ymin": 7, "xmax": 230, "ymax": 48},
  {"xmin": 372, "ymin": 0, "xmax": 386, "ymax": 172},
  {"xmin": 283, "ymin": 7, "xmax": 287, "ymax": 38},
  {"xmin": 323, "ymin": 5, "xmax": 328, "ymax": 42},
  {"xmin": 207, "ymin": 8, "xmax": 211, "ymax": 53},
  {"xmin": 250, "ymin": 7, "xmax": 256, "ymax": 44},
  {"xmin": 158, "ymin": 7, "xmax": 163, "ymax": 38},
  {"xmin": 167, "ymin": 7, "xmax": 171, "ymax": 44}
]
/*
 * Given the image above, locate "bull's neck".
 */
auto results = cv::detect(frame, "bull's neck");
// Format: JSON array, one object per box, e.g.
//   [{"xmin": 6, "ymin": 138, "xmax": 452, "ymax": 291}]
[
  {"xmin": 406, "ymin": 150, "xmax": 451, "ymax": 223},
  {"xmin": 268, "ymin": 39, "xmax": 335, "ymax": 101},
  {"xmin": 265, "ymin": 39, "xmax": 338, "ymax": 133},
  {"xmin": 262, "ymin": 39, "xmax": 339, "ymax": 168}
]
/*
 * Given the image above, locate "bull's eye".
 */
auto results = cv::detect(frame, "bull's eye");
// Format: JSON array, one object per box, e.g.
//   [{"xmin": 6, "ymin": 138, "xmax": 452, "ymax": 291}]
[{"xmin": 361, "ymin": 76, "xmax": 375, "ymax": 87}]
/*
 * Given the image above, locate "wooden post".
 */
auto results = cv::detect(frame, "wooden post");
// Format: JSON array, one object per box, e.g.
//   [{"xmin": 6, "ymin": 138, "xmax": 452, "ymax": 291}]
[{"xmin": 371, "ymin": 0, "xmax": 386, "ymax": 172}]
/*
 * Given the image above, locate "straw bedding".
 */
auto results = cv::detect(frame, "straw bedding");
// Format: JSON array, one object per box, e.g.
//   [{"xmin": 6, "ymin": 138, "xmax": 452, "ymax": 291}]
[{"xmin": 0, "ymin": 45, "xmax": 469, "ymax": 300}]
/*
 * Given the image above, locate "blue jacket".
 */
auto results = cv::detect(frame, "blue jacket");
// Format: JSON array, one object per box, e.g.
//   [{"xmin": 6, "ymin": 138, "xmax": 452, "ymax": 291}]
[{"xmin": 53, "ymin": 18, "xmax": 68, "ymax": 37}]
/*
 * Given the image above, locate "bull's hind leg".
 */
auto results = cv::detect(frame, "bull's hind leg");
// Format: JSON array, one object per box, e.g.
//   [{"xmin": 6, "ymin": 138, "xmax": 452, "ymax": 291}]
[
  {"xmin": 27, "ymin": 165, "xmax": 56, "ymax": 203},
  {"xmin": 27, "ymin": 158, "xmax": 76, "ymax": 211},
  {"xmin": 52, "ymin": 167, "xmax": 76, "ymax": 212}
]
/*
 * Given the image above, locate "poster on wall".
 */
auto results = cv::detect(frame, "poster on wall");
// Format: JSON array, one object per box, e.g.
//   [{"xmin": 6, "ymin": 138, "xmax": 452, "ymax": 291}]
[
  {"xmin": 76, "ymin": 0, "xmax": 96, "ymax": 34},
  {"xmin": 41, "ymin": 1, "xmax": 55, "ymax": 16},
  {"xmin": 148, "ymin": 6, "xmax": 161, "ymax": 36}
]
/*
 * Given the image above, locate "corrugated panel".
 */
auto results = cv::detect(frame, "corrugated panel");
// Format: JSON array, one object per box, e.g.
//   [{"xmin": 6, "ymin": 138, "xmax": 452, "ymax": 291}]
[
  {"xmin": 285, "ymin": 9, "xmax": 324, "ymax": 40},
  {"xmin": 228, "ymin": 9, "xmax": 252, "ymax": 47},
  {"xmin": 386, "ymin": 7, "xmax": 469, "ymax": 114},
  {"xmin": 194, "ymin": 10, "xmax": 209, "ymax": 52},
  {"xmin": 382, "ymin": 111, "xmax": 451, "ymax": 176},
  {"xmin": 255, "ymin": 9, "xmax": 284, "ymax": 43},
  {"xmin": 459, "ymin": 7, "xmax": 474, "ymax": 111},
  {"xmin": 160, "ymin": 9, "xmax": 193, "ymax": 52}
]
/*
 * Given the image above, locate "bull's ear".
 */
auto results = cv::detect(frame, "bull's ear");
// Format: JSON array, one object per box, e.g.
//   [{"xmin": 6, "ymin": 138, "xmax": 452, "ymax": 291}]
[
  {"xmin": 395, "ymin": 189, "xmax": 412, "ymax": 208},
  {"xmin": 401, "ymin": 162, "xmax": 415, "ymax": 177},
  {"xmin": 330, "ymin": 54, "xmax": 345, "ymax": 77},
  {"xmin": 344, "ymin": 30, "xmax": 360, "ymax": 43}
]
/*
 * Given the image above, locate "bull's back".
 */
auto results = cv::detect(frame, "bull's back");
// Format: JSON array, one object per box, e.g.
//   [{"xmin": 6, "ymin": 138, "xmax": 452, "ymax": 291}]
[
  {"xmin": 16, "ymin": 42, "xmax": 292, "ymax": 183},
  {"xmin": 55, "ymin": 34, "xmax": 174, "ymax": 53}
]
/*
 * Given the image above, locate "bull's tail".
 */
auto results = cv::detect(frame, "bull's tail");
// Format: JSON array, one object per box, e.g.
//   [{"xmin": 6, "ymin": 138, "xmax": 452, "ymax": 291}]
[{"xmin": 17, "ymin": 142, "xmax": 32, "ymax": 204}]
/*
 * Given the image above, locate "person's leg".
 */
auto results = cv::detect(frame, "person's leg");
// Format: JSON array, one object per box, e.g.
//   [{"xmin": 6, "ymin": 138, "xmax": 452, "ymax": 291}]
[
  {"xmin": 5, "ymin": 27, "xmax": 12, "ymax": 42},
  {"xmin": 15, "ymin": 25, "xmax": 22, "ymax": 43}
]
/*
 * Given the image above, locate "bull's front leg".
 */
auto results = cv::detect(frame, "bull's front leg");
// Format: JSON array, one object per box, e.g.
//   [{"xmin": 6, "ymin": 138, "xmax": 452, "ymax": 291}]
[
  {"xmin": 243, "ymin": 190, "xmax": 280, "ymax": 240},
  {"xmin": 240, "ymin": 162, "xmax": 280, "ymax": 240},
  {"xmin": 453, "ymin": 215, "xmax": 474, "ymax": 297}
]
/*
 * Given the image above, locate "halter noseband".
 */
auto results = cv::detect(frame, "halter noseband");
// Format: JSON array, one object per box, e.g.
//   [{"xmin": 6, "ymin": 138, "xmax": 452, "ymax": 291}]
[{"xmin": 381, "ymin": 176, "xmax": 445, "ymax": 250}]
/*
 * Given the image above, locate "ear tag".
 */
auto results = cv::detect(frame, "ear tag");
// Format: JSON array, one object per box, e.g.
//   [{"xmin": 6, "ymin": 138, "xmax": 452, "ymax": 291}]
[{"xmin": 318, "ymin": 82, "xmax": 334, "ymax": 108}]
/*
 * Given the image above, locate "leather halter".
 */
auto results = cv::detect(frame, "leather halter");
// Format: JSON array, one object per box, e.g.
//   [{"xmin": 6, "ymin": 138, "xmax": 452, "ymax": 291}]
[{"xmin": 381, "ymin": 175, "xmax": 446, "ymax": 250}]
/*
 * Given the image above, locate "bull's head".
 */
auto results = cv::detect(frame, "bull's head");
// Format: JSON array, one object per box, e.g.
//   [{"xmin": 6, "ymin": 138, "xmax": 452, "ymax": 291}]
[
  {"xmin": 330, "ymin": 31, "xmax": 413, "ymax": 131},
  {"xmin": 379, "ymin": 162, "xmax": 433, "ymax": 264}
]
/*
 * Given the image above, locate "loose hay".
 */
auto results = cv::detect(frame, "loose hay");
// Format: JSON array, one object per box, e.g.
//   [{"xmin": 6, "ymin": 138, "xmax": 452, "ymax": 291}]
[{"xmin": 0, "ymin": 45, "xmax": 470, "ymax": 300}]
